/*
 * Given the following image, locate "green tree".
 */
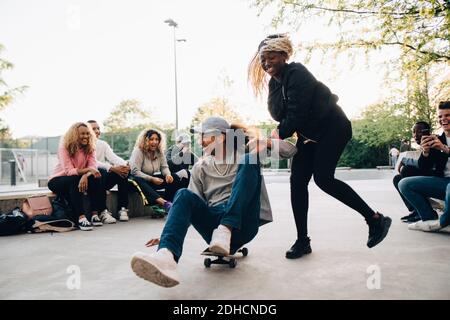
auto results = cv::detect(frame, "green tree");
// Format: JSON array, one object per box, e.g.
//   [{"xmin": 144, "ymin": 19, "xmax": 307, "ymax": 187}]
[
  {"xmin": 251, "ymin": 0, "xmax": 449, "ymax": 69},
  {"xmin": 0, "ymin": 44, "xmax": 27, "ymax": 110},
  {"xmin": 353, "ymin": 102, "xmax": 412, "ymax": 148},
  {"xmin": 191, "ymin": 97, "xmax": 243, "ymax": 127},
  {"xmin": 103, "ymin": 99, "xmax": 158, "ymax": 133},
  {"xmin": 338, "ymin": 101, "xmax": 421, "ymax": 168},
  {"xmin": 0, "ymin": 44, "xmax": 27, "ymax": 147}
]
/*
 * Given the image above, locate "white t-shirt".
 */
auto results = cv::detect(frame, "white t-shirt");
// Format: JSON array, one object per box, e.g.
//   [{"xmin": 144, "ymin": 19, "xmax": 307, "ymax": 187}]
[{"xmin": 95, "ymin": 139, "xmax": 127, "ymax": 171}]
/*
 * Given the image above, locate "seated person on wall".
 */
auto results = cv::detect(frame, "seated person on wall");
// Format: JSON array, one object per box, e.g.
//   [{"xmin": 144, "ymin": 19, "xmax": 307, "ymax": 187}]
[
  {"xmin": 47, "ymin": 122, "xmax": 105, "ymax": 231},
  {"xmin": 130, "ymin": 116, "xmax": 296, "ymax": 288},
  {"xmin": 398, "ymin": 101, "xmax": 450, "ymax": 232},
  {"xmin": 389, "ymin": 145, "xmax": 400, "ymax": 168},
  {"xmin": 165, "ymin": 133, "xmax": 198, "ymax": 187},
  {"xmin": 88, "ymin": 120, "xmax": 130, "ymax": 222},
  {"xmin": 128, "ymin": 128, "xmax": 185, "ymax": 215},
  {"xmin": 393, "ymin": 121, "xmax": 434, "ymax": 223}
]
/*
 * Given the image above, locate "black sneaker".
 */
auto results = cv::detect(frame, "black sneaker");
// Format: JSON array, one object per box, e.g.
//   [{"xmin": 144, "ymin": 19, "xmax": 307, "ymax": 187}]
[
  {"xmin": 78, "ymin": 217, "xmax": 94, "ymax": 231},
  {"xmin": 285, "ymin": 238, "xmax": 312, "ymax": 259},
  {"xmin": 367, "ymin": 213, "xmax": 392, "ymax": 248},
  {"xmin": 401, "ymin": 212, "xmax": 416, "ymax": 221},
  {"xmin": 406, "ymin": 213, "xmax": 421, "ymax": 223}
]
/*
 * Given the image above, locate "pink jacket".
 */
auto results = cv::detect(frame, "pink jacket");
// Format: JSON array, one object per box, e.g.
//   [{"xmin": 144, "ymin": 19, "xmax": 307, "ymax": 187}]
[{"xmin": 49, "ymin": 146, "xmax": 97, "ymax": 181}]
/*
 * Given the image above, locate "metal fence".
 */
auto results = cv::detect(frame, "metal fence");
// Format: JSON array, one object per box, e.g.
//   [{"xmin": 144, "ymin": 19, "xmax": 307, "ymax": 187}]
[{"xmin": 0, "ymin": 148, "xmax": 55, "ymax": 185}]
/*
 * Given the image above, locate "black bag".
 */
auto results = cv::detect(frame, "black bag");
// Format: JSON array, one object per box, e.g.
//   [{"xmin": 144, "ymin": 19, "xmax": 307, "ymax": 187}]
[
  {"xmin": 30, "ymin": 196, "xmax": 76, "ymax": 233},
  {"xmin": 51, "ymin": 195, "xmax": 75, "ymax": 222},
  {"xmin": 0, "ymin": 207, "xmax": 34, "ymax": 236}
]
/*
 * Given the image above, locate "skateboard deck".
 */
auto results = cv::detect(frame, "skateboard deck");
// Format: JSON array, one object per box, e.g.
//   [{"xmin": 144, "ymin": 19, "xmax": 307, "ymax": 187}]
[
  {"xmin": 201, "ymin": 248, "xmax": 238, "ymax": 257},
  {"xmin": 201, "ymin": 247, "xmax": 248, "ymax": 268}
]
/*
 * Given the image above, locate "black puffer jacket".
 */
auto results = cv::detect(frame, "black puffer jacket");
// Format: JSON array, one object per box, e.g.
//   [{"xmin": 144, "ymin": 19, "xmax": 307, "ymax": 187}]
[
  {"xmin": 418, "ymin": 133, "xmax": 449, "ymax": 177},
  {"xmin": 268, "ymin": 62, "xmax": 343, "ymax": 141}
]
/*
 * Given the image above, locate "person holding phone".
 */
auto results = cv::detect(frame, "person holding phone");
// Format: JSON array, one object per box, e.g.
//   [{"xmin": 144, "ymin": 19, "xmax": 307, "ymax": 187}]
[
  {"xmin": 393, "ymin": 121, "xmax": 434, "ymax": 223},
  {"xmin": 398, "ymin": 101, "xmax": 450, "ymax": 231}
]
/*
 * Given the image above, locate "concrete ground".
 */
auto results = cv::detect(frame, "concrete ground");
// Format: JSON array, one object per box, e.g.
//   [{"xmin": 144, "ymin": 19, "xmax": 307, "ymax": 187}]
[{"xmin": 1, "ymin": 171, "xmax": 449, "ymax": 300}]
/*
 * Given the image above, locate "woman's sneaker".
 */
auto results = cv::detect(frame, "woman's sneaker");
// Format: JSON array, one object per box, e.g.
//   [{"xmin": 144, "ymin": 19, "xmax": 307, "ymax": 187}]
[
  {"xmin": 100, "ymin": 209, "xmax": 117, "ymax": 224},
  {"xmin": 118, "ymin": 207, "xmax": 129, "ymax": 222},
  {"xmin": 131, "ymin": 248, "xmax": 180, "ymax": 288},
  {"xmin": 78, "ymin": 217, "xmax": 94, "ymax": 231},
  {"xmin": 285, "ymin": 237, "xmax": 312, "ymax": 259},
  {"xmin": 163, "ymin": 201, "xmax": 173, "ymax": 214},
  {"xmin": 91, "ymin": 214, "xmax": 103, "ymax": 227},
  {"xmin": 367, "ymin": 212, "xmax": 392, "ymax": 248},
  {"xmin": 150, "ymin": 205, "xmax": 166, "ymax": 218}
]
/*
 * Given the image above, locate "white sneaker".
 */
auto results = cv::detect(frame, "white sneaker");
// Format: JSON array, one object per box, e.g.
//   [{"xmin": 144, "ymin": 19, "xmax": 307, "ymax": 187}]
[
  {"xmin": 408, "ymin": 220, "xmax": 440, "ymax": 232},
  {"xmin": 99, "ymin": 209, "xmax": 117, "ymax": 224},
  {"xmin": 118, "ymin": 207, "xmax": 129, "ymax": 222},
  {"xmin": 209, "ymin": 225, "xmax": 231, "ymax": 256},
  {"xmin": 131, "ymin": 248, "xmax": 179, "ymax": 288},
  {"xmin": 175, "ymin": 169, "xmax": 189, "ymax": 180},
  {"xmin": 91, "ymin": 214, "xmax": 103, "ymax": 227},
  {"xmin": 78, "ymin": 217, "xmax": 94, "ymax": 231}
]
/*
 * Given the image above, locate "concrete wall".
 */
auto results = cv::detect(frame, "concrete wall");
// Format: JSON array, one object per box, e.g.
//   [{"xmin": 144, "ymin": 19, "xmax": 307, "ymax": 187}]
[{"xmin": 0, "ymin": 191, "xmax": 155, "ymax": 218}]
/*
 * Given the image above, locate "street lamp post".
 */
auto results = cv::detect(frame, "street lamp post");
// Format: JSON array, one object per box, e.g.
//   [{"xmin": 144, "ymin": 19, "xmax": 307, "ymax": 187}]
[{"xmin": 164, "ymin": 18, "xmax": 186, "ymax": 131}]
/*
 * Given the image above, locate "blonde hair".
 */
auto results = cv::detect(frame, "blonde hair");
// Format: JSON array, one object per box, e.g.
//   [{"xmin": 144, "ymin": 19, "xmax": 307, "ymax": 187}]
[
  {"xmin": 135, "ymin": 128, "xmax": 166, "ymax": 155},
  {"xmin": 62, "ymin": 122, "xmax": 96, "ymax": 157},
  {"xmin": 248, "ymin": 34, "xmax": 294, "ymax": 98}
]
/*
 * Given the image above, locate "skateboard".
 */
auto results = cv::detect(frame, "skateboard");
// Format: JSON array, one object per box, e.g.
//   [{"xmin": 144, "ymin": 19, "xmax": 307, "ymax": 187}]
[{"xmin": 201, "ymin": 247, "xmax": 248, "ymax": 268}]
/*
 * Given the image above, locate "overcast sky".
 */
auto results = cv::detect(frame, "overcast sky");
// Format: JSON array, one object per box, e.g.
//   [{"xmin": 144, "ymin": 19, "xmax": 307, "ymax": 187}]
[{"xmin": 0, "ymin": 0, "xmax": 387, "ymax": 138}]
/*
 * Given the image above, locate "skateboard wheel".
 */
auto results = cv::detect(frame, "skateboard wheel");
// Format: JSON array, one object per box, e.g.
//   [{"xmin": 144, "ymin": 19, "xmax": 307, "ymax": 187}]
[
  {"xmin": 229, "ymin": 259, "xmax": 237, "ymax": 268},
  {"xmin": 204, "ymin": 258, "xmax": 212, "ymax": 268},
  {"xmin": 240, "ymin": 248, "xmax": 248, "ymax": 257}
]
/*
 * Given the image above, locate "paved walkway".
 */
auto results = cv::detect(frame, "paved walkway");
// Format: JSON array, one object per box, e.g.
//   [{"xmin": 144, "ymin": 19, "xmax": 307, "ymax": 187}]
[{"xmin": 1, "ymin": 175, "xmax": 449, "ymax": 299}]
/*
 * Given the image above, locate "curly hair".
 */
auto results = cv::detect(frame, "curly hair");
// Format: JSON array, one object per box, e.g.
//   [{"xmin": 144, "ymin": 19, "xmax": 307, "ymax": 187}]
[
  {"xmin": 135, "ymin": 128, "xmax": 166, "ymax": 155},
  {"xmin": 62, "ymin": 122, "xmax": 96, "ymax": 157}
]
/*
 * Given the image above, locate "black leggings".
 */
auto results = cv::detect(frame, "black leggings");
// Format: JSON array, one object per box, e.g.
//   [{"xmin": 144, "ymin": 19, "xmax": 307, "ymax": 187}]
[
  {"xmin": 130, "ymin": 174, "xmax": 188, "ymax": 204},
  {"xmin": 290, "ymin": 110, "xmax": 375, "ymax": 240},
  {"xmin": 48, "ymin": 175, "xmax": 106, "ymax": 219},
  {"xmin": 99, "ymin": 168, "xmax": 129, "ymax": 209}
]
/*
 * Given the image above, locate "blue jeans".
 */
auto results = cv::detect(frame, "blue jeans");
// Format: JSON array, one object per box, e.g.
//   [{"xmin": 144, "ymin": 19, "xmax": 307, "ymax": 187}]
[
  {"xmin": 158, "ymin": 158, "xmax": 262, "ymax": 261},
  {"xmin": 398, "ymin": 176, "xmax": 450, "ymax": 226}
]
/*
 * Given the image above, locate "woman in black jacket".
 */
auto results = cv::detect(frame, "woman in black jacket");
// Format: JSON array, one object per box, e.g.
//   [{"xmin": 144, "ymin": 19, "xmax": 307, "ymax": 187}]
[{"xmin": 248, "ymin": 34, "xmax": 391, "ymax": 259}]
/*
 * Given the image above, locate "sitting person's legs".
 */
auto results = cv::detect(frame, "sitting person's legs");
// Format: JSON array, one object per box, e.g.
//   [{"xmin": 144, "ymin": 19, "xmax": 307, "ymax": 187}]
[
  {"xmin": 439, "ymin": 182, "xmax": 450, "ymax": 228},
  {"xmin": 130, "ymin": 176, "xmax": 166, "ymax": 206},
  {"xmin": 210, "ymin": 157, "xmax": 262, "ymax": 254},
  {"xmin": 131, "ymin": 189, "xmax": 217, "ymax": 287},
  {"xmin": 48, "ymin": 176, "xmax": 93, "ymax": 231},
  {"xmin": 99, "ymin": 168, "xmax": 127, "ymax": 222},
  {"xmin": 86, "ymin": 175, "xmax": 108, "ymax": 226},
  {"xmin": 398, "ymin": 176, "xmax": 448, "ymax": 222},
  {"xmin": 394, "ymin": 166, "xmax": 427, "ymax": 221},
  {"xmin": 130, "ymin": 155, "xmax": 263, "ymax": 287},
  {"xmin": 163, "ymin": 173, "xmax": 188, "ymax": 201}
]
